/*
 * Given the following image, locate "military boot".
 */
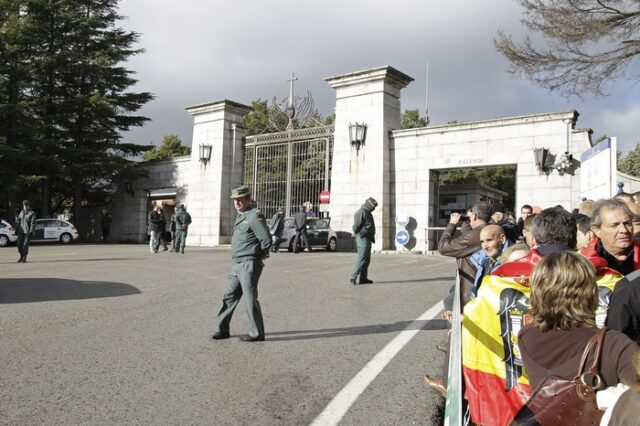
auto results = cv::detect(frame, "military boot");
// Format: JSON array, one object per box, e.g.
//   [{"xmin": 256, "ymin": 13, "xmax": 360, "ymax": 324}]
[
  {"xmin": 17, "ymin": 255, "xmax": 24, "ymax": 263},
  {"xmin": 181, "ymin": 246, "xmax": 185, "ymax": 254}
]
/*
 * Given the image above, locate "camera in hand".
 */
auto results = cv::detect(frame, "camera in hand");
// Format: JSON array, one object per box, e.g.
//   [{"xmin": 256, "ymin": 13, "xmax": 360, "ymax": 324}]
[{"xmin": 459, "ymin": 215, "xmax": 470, "ymax": 222}]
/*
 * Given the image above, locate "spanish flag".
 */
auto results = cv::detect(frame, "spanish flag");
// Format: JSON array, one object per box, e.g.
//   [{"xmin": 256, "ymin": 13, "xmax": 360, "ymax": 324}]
[{"xmin": 462, "ymin": 256, "xmax": 621, "ymax": 425}]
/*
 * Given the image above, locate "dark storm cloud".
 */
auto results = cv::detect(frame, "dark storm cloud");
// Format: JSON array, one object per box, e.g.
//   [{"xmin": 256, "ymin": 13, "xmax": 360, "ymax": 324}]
[{"xmin": 118, "ymin": 0, "xmax": 639, "ymax": 153}]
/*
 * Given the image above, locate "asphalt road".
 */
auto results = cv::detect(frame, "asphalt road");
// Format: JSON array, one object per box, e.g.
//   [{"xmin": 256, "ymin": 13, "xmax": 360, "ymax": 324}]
[{"xmin": 0, "ymin": 243, "xmax": 456, "ymax": 426}]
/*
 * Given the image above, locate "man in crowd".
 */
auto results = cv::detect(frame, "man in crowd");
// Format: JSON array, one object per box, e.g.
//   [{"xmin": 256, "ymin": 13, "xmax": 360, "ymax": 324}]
[
  {"xmin": 350, "ymin": 197, "xmax": 377, "ymax": 285},
  {"xmin": 581, "ymin": 199, "xmax": 640, "ymax": 275},
  {"xmin": 16, "ymin": 200, "xmax": 37, "ymax": 263},
  {"xmin": 293, "ymin": 205, "xmax": 311, "ymax": 253},
  {"xmin": 175, "ymin": 204, "xmax": 192, "ymax": 254},
  {"xmin": 438, "ymin": 201, "xmax": 491, "ymax": 305},
  {"xmin": 491, "ymin": 202, "xmax": 518, "ymax": 244},
  {"xmin": 470, "ymin": 224, "xmax": 509, "ymax": 297},
  {"xmin": 211, "ymin": 185, "xmax": 271, "ymax": 342},
  {"xmin": 516, "ymin": 204, "xmax": 533, "ymax": 239},
  {"xmin": 574, "ymin": 213, "xmax": 595, "ymax": 251},
  {"xmin": 492, "ymin": 206, "xmax": 577, "ymax": 277}
]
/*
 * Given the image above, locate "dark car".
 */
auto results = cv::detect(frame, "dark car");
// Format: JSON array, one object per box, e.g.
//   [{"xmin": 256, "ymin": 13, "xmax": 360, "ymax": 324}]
[{"xmin": 279, "ymin": 217, "xmax": 338, "ymax": 252}]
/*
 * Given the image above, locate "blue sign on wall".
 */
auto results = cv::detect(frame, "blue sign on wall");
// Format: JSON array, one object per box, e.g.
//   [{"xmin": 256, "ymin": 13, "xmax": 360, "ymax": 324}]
[{"xmin": 395, "ymin": 230, "xmax": 410, "ymax": 246}]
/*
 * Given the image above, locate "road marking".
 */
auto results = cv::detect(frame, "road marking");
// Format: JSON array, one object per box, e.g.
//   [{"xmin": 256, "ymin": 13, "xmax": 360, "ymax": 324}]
[{"xmin": 310, "ymin": 300, "xmax": 445, "ymax": 426}]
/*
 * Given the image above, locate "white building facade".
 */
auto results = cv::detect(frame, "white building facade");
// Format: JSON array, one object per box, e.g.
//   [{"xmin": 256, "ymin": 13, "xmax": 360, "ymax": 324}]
[{"xmin": 97, "ymin": 65, "xmax": 639, "ymax": 251}]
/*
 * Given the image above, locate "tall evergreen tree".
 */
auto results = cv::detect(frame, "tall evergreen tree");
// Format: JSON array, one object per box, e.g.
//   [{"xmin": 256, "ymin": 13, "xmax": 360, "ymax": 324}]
[{"xmin": 0, "ymin": 0, "xmax": 153, "ymax": 227}]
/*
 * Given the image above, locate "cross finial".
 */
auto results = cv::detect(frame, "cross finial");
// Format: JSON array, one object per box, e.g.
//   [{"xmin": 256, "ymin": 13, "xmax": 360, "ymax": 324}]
[{"xmin": 287, "ymin": 72, "xmax": 298, "ymax": 109}]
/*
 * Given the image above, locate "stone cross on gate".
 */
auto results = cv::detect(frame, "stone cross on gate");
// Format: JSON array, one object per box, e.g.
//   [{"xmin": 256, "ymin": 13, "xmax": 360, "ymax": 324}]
[
  {"xmin": 287, "ymin": 71, "xmax": 298, "ymax": 109},
  {"xmin": 286, "ymin": 71, "xmax": 298, "ymax": 130}
]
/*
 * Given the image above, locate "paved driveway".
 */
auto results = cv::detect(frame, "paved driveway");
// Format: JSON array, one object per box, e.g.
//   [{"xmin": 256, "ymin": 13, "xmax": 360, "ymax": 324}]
[{"xmin": 0, "ymin": 244, "xmax": 455, "ymax": 425}]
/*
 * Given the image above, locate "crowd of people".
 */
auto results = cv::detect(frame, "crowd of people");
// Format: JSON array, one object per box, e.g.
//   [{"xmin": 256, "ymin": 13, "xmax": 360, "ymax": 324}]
[{"xmin": 429, "ymin": 192, "xmax": 640, "ymax": 425}]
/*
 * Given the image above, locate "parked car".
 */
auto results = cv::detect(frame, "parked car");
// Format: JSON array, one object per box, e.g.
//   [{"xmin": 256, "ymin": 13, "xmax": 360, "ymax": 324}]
[
  {"xmin": 279, "ymin": 217, "xmax": 338, "ymax": 252},
  {"xmin": 31, "ymin": 218, "xmax": 79, "ymax": 244},
  {"xmin": 0, "ymin": 219, "xmax": 17, "ymax": 247}
]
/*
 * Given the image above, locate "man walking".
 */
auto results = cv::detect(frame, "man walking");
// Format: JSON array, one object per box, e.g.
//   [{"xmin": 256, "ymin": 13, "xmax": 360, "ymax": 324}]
[
  {"xmin": 175, "ymin": 204, "xmax": 192, "ymax": 254},
  {"xmin": 148, "ymin": 204, "xmax": 163, "ymax": 253},
  {"xmin": 16, "ymin": 200, "xmax": 37, "ymax": 263},
  {"xmin": 350, "ymin": 197, "xmax": 377, "ymax": 285},
  {"xmin": 211, "ymin": 185, "xmax": 272, "ymax": 342},
  {"xmin": 293, "ymin": 205, "xmax": 310, "ymax": 253},
  {"xmin": 269, "ymin": 207, "xmax": 284, "ymax": 252}
]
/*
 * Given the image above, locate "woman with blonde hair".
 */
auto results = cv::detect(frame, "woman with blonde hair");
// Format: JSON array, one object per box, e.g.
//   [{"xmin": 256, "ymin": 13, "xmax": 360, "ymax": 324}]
[{"xmin": 518, "ymin": 251, "xmax": 639, "ymax": 391}]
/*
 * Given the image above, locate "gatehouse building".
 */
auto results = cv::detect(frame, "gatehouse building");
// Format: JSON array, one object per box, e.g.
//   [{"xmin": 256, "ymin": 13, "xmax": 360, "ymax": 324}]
[{"xmin": 91, "ymin": 65, "xmax": 640, "ymax": 252}]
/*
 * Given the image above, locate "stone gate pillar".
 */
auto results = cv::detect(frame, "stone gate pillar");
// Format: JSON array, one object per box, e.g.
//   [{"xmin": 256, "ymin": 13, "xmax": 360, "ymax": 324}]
[
  {"xmin": 325, "ymin": 66, "xmax": 413, "ymax": 250},
  {"xmin": 185, "ymin": 100, "xmax": 252, "ymax": 246}
]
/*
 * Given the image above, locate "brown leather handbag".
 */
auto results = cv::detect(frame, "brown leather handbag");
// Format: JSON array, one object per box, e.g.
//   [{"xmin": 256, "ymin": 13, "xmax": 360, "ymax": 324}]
[{"xmin": 510, "ymin": 328, "xmax": 607, "ymax": 426}]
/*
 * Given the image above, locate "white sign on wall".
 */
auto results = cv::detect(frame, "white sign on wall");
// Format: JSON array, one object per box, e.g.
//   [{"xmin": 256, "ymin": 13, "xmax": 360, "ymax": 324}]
[{"xmin": 580, "ymin": 137, "xmax": 617, "ymax": 201}]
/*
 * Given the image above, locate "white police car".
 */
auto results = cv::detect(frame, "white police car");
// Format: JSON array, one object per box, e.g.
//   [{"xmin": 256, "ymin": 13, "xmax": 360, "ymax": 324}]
[
  {"xmin": 31, "ymin": 219, "xmax": 79, "ymax": 244},
  {"xmin": 0, "ymin": 219, "xmax": 17, "ymax": 247}
]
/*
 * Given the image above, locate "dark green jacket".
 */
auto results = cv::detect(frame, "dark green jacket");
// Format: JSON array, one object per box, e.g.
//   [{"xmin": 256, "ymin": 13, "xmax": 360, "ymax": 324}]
[
  {"xmin": 270, "ymin": 213, "xmax": 284, "ymax": 238},
  {"xmin": 231, "ymin": 207, "xmax": 272, "ymax": 261},
  {"xmin": 17, "ymin": 210, "xmax": 37, "ymax": 235},
  {"xmin": 176, "ymin": 210, "xmax": 192, "ymax": 231},
  {"xmin": 352, "ymin": 202, "xmax": 376, "ymax": 243}
]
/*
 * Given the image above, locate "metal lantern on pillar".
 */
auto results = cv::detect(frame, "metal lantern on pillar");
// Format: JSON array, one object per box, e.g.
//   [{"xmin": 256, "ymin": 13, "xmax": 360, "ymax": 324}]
[
  {"xmin": 348, "ymin": 122, "xmax": 368, "ymax": 153},
  {"xmin": 199, "ymin": 144, "xmax": 212, "ymax": 165},
  {"xmin": 533, "ymin": 147, "xmax": 551, "ymax": 172}
]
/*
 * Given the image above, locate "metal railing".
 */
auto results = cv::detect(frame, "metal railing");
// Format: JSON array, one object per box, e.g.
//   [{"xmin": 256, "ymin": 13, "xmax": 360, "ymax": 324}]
[{"xmin": 444, "ymin": 272, "xmax": 463, "ymax": 425}]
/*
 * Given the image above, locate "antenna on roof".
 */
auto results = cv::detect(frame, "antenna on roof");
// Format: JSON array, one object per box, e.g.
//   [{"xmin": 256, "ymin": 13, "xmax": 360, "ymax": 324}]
[{"xmin": 425, "ymin": 60, "xmax": 430, "ymax": 126}]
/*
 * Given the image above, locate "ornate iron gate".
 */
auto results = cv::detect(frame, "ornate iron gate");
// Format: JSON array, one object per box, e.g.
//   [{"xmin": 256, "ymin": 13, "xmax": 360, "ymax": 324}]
[{"xmin": 243, "ymin": 126, "xmax": 334, "ymax": 219}]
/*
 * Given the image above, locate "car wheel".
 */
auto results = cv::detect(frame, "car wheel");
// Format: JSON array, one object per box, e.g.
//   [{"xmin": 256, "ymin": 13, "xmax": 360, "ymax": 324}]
[
  {"xmin": 327, "ymin": 237, "xmax": 337, "ymax": 252},
  {"xmin": 60, "ymin": 233, "xmax": 73, "ymax": 244},
  {"xmin": 0, "ymin": 234, "xmax": 9, "ymax": 247}
]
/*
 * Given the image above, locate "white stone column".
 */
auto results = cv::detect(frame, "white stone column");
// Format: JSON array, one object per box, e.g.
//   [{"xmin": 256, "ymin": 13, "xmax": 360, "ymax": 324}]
[
  {"xmin": 325, "ymin": 66, "xmax": 413, "ymax": 250},
  {"xmin": 185, "ymin": 100, "xmax": 251, "ymax": 246}
]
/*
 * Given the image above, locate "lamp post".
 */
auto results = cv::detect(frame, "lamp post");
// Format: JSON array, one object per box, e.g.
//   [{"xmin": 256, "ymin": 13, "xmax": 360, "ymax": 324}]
[
  {"xmin": 199, "ymin": 144, "xmax": 212, "ymax": 165},
  {"xmin": 348, "ymin": 122, "xmax": 368, "ymax": 153}
]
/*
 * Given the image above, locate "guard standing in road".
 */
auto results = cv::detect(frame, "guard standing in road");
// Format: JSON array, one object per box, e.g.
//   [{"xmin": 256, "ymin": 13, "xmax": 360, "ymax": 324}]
[
  {"xmin": 350, "ymin": 197, "xmax": 377, "ymax": 284},
  {"xmin": 211, "ymin": 185, "xmax": 272, "ymax": 342},
  {"xmin": 269, "ymin": 207, "xmax": 284, "ymax": 252},
  {"xmin": 16, "ymin": 199, "xmax": 37, "ymax": 263},
  {"xmin": 175, "ymin": 204, "xmax": 192, "ymax": 254}
]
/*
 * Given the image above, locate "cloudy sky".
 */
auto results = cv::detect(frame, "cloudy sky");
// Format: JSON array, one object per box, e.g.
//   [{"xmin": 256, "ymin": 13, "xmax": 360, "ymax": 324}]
[{"xmin": 117, "ymin": 0, "xmax": 639, "ymax": 154}]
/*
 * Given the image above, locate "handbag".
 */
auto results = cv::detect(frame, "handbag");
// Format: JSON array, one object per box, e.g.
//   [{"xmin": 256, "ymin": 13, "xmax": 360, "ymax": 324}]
[{"xmin": 510, "ymin": 327, "xmax": 607, "ymax": 426}]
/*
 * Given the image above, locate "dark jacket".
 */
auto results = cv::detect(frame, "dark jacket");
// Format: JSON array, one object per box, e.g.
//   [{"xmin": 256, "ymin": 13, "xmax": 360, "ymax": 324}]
[
  {"xmin": 352, "ymin": 202, "xmax": 376, "ymax": 243},
  {"xmin": 270, "ymin": 213, "xmax": 284, "ymax": 238},
  {"xmin": 518, "ymin": 326, "xmax": 639, "ymax": 391},
  {"xmin": 148, "ymin": 210, "xmax": 163, "ymax": 232},
  {"xmin": 176, "ymin": 210, "xmax": 192, "ymax": 231},
  {"xmin": 606, "ymin": 269, "xmax": 640, "ymax": 342},
  {"xmin": 497, "ymin": 220, "xmax": 519, "ymax": 244},
  {"xmin": 293, "ymin": 211, "xmax": 307, "ymax": 232},
  {"xmin": 17, "ymin": 210, "xmax": 37, "ymax": 235},
  {"xmin": 438, "ymin": 222, "xmax": 486, "ymax": 305}
]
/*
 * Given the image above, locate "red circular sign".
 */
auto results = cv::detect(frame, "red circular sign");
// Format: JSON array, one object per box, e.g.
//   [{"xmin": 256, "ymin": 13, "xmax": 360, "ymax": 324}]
[{"xmin": 319, "ymin": 190, "xmax": 330, "ymax": 204}]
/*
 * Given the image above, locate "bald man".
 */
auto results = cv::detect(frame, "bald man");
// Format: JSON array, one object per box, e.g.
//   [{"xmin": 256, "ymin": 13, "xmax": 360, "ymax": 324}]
[{"xmin": 470, "ymin": 224, "xmax": 509, "ymax": 297}]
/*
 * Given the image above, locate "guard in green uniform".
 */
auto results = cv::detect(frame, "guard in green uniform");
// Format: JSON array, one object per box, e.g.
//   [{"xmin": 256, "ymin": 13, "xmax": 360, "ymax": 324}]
[
  {"xmin": 174, "ymin": 204, "xmax": 192, "ymax": 254},
  {"xmin": 16, "ymin": 200, "xmax": 37, "ymax": 263},
  {"xmin": 211, "ymin": 185, "xmax": 272, "ymax": 342},
  {"xmin": 350, "ymin": 197, "xmax": 377, "ymax": 284},
  {"xmin": 269, "ymin": 207, "xmax": 285, "ymax": 252}
]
